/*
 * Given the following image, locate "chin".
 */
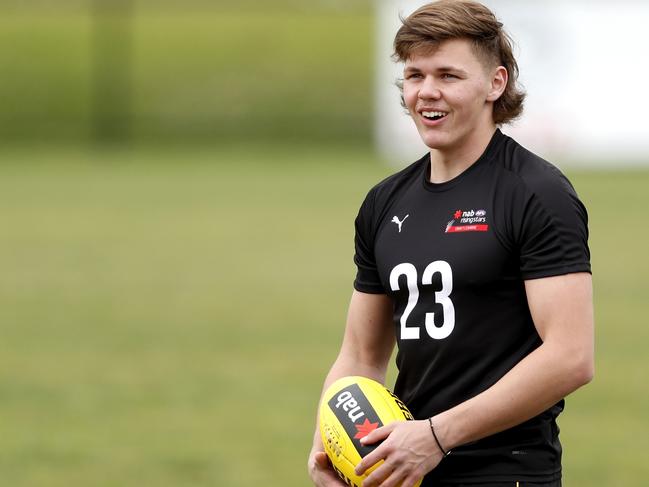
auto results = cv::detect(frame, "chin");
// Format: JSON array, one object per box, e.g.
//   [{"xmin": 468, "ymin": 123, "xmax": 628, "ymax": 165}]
[{"xmin": 419, "ymin": 132, "xmax": 452, "ymax": 151}]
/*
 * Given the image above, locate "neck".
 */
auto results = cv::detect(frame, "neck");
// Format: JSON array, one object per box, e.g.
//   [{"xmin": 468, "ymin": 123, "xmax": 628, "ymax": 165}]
[{"xmin": 428, "ymin": 124, "xmax": 497, "ymax": 184}]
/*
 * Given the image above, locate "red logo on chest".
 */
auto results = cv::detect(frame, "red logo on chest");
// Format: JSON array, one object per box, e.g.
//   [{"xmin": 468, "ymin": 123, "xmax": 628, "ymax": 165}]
[{"xmin": 445, "ymin": 209, "xmax": 489, "ymax": 233}]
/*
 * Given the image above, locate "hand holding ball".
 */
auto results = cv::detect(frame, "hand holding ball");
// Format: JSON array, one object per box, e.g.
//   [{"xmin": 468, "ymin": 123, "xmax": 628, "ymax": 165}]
[{"xmin": 318, "ymin": 376, "xmax": 422, "ymax": 487}]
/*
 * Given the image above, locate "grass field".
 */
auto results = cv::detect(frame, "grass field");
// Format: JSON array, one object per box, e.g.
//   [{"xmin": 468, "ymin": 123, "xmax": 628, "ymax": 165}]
[{"xmin": 0, "ymin": 146, "xmax": 648, "ymax": 486}]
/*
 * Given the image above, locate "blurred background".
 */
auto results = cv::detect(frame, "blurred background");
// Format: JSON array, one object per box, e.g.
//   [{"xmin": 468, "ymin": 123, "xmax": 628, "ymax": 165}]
[{"xmin": 0, "ymin": 0, "xmax": 647, "ymax": 486}]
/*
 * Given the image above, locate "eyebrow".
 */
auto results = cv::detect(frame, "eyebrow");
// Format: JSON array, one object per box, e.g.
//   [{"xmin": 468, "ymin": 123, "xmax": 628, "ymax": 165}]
[
  {"xmin": 403, "ymin": 66, "xmax": 421, "ymax": 74},
  {"xmin": 437, "ymin": 66, "xmax": 467, "ymax": 74},
  {"xmin": 404, "ymin": 65, "xmax": 468, "ymax": 75}
]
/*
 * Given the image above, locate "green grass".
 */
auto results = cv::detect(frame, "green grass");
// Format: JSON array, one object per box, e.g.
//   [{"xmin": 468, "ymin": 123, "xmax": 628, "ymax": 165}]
[{"xmin": 0, "ymin": 147, "xmax": 647, "ymax": 486}]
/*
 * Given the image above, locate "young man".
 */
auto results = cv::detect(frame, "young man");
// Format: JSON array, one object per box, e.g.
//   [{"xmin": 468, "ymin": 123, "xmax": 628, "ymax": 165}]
[{"xmin": 308, "ymin": 1, "xmax": 594, "ymax": 486}]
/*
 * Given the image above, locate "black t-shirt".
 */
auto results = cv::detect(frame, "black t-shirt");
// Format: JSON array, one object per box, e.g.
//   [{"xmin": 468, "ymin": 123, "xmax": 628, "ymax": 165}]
[{"xmin": 353, "ymin": 129, "xmax": 590, "ymax": 484}]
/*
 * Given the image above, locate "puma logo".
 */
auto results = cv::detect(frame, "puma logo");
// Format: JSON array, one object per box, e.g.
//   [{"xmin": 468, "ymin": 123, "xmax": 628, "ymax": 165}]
[{"xmin": 391, "ymin": 214, "xmax": 409, "ymax": 233}]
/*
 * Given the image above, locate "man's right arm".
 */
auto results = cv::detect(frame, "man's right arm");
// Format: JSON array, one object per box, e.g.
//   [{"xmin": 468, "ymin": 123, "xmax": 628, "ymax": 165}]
[{"xmin": 307, "ymin": 290, "xmax": 395, "ymax": 487}]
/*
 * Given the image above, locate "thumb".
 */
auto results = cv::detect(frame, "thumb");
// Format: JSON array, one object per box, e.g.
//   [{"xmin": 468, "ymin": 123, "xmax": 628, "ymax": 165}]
[{"xmin": 314, "ymin": 451, "xmax": 330, "ymax": 468}]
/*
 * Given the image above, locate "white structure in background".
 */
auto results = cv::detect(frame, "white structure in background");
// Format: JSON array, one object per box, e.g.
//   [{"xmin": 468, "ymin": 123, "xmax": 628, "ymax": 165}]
[{"xmin": 376, "ymin": 0, "xmax": 649, "ymax": 167}]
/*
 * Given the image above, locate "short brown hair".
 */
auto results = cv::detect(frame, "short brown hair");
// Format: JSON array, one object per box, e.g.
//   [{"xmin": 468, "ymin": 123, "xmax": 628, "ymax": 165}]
[{"xmin": 393, "ymin": 0, "xmax": 525, "ymax": 124}]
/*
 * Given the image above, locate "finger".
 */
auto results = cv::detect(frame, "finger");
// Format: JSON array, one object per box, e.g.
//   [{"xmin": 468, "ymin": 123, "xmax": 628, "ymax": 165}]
[
  {"xmin": 359, "ymin": 460, "xmax": 395, "ymax": 487},
  {"xmin": 312, "ymin": 452, "xmax": 347, "ymax": 486},
  {"xmin": 312, "ymin": 452, "xmax": 334, "ymax": 479},
  {"xmin": 355, "ymin": 438, "xmax": 393, "ymax": 477},
  {"xmin": 372, "ymin": 469, "xmax": 414, "ymax": 487},
  {"xmin": 400, "ymin": 472, "xmax": 425, "ymax": 487},
  {"xmin": 314, "ymin": 451, "xmax": 330, "ymax": 468},
  {"xmin": 356, "ymin": 422, "xmax": 398, "ymax": 475},
  {"xmin": 354, "ymin": 443, "xmax": 386, "ymax": 477},
  {"xmin": 360, "ymin": 421, "xmax": 396, "ymax": 446}
]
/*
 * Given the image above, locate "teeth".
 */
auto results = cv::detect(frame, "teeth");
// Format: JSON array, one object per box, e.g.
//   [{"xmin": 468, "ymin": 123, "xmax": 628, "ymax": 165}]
[{"xmin": 422, "ymin": 111, "xmax": 447, "ymax": 119}]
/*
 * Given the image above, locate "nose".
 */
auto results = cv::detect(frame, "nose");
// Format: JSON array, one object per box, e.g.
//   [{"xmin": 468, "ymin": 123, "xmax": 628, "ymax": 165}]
[{"xmin": 418, "ymin": 76, "xmax": 442, "ymax": 100}]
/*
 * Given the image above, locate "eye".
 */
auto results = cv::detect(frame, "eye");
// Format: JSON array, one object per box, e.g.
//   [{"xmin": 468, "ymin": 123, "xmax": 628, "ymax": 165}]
[
  {"xmin": 441, "ymin": 73, "xmax": 459, "ymax": 80},
  {"xmin": 405, "ymin": 72, "xmax": 423, "ymax": 80}
]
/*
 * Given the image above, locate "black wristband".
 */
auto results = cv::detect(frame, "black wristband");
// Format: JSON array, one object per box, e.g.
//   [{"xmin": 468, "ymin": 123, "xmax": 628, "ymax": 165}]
[{"xmin": 428, "ymin": 417, "xmax": 451, "ymax": 457}]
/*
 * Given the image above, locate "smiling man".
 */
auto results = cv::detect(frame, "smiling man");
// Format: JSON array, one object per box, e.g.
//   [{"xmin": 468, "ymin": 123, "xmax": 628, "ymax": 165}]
[{"xmin": 308, "ymin": 2, "xmax": 594, "ymax": 486}]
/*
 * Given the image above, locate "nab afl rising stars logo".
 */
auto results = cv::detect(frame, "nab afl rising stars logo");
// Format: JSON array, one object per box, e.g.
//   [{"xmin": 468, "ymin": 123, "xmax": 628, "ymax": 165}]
[{"xmin": 445, "ymin": 208, "xmax": 489, "ymax": 233}]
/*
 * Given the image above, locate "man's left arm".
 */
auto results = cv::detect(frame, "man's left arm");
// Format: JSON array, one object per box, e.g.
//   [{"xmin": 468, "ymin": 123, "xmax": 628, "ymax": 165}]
[{"xmin": 356, "ymin": 272, "xmax": 594, "ymax": 487}]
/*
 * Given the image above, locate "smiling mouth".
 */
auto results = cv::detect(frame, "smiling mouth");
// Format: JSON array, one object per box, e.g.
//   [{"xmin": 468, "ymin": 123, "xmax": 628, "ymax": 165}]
[{"xmin": 421, "ymin": 110, "xmax": 448, "ymax": 121}]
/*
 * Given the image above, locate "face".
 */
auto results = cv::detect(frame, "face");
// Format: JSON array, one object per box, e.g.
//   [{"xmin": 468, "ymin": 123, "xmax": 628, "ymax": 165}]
[{"xmin": 402, "ymin": 38, "xmax": 507, "ymax": 155}]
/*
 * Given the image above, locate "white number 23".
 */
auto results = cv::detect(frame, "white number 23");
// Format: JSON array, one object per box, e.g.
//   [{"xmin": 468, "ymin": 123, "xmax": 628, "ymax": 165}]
[{"xmin": 389, "ymin": 261, "xmax": 455, "ymax": 340}]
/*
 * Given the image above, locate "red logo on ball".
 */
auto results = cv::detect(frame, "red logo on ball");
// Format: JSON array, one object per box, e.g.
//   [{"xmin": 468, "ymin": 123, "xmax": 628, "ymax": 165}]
[{"xmin": 354, "ymin": 418, "xmax": 379, "ymax": 439}]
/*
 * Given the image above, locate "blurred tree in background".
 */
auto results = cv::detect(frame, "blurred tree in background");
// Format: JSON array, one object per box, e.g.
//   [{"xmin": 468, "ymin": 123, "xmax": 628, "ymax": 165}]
[
  {"xmin": 0, "ymin": 0, "xmax": 374, "ymax": 148},
  {"xmin": 92, "ymin": 0, "xmax": 133, "ymax": 144}
]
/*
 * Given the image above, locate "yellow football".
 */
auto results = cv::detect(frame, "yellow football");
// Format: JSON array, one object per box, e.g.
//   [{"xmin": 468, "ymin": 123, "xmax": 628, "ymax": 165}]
[{"xmin": 319, "ymin": 376, "xmax": 422, "ymax": 487}]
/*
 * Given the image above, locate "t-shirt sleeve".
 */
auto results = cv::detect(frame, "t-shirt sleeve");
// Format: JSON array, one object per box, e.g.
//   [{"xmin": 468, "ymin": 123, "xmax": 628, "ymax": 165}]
[
  {"xmin": 353, "ymin": 188, "xmax": 386, "ymax": 293},
  {"xmin": 514, "ymin": 170, "xmax": 591, "ymax": 280}
]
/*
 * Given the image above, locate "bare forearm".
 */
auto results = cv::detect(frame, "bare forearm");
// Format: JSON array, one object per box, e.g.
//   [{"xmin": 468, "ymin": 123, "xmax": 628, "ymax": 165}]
[
  {"xmin": 322, "ymin": 356, "xmax": 390, "ymax": 398},
  {"xmin": 434, "ymin": 340, "xmax": 593, "ymax": 451},
  {"xmin": 310, "ymin": 291, "xmax": 395, "ymax": 452}
]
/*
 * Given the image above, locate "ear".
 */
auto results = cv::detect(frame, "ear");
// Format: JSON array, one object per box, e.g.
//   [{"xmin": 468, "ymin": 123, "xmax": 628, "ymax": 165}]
[{"xmin": 486, "ymin": 66, "xmax": 508, "ymax": 102}]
